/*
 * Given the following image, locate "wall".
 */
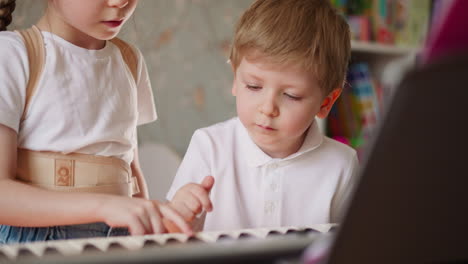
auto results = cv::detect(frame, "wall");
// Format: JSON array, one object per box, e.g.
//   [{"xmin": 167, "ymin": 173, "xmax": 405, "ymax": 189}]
[{"xmin": 9, "ymin": 0, "xmax": 254, "ymax": 156}]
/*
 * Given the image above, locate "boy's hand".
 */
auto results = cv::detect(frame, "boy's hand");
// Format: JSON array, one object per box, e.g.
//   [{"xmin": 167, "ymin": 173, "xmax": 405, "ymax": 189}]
[{"xmin": 169, "ymin": 176, "xmax": 215, "ymax": 222}]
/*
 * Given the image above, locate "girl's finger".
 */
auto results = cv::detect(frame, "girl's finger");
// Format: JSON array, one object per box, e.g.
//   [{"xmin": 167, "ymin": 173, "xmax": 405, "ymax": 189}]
[
  {"xmin": 127, "ymin": 215, "xmax": 146, "ymax": 236},
  {"xmin": 162, "ymin": 218, "xmax": 182, "ymax": 233},
  {"xmin": 134, "ymin": 205, "xmax": 153, "ymax": 234},
  {"xmin": 146, "ymin": 201, "xmax": 164, "ymax": 234}
]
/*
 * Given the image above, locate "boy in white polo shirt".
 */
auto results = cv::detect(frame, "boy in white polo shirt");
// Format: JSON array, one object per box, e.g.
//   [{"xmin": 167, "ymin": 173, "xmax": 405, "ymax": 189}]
[{"xmin": 166, "ymin": 0, "xmax": 358, "ymax": 231}]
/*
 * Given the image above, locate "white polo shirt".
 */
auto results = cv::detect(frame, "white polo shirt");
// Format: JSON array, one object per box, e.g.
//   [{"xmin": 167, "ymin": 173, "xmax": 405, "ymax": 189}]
[{"xmin": 167, "ymin": 117, "xmax": 358, "ymax": 231}]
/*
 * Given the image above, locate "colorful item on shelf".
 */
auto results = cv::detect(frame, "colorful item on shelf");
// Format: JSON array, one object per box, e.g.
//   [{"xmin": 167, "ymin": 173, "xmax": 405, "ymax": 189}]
[
  {"xmin": 347, "ymin": 15, "xmax": 371, "ymax": 41},
  {"xmin": 330, "ymin": 0, "xmax": 431, "ymax": 46},
  {"xmin": 327, "ymin": 62, "xmax": 381, "ymax": 157},
  {"xmin": 392, "ymin": 0, "xmax": 431, "ymax": 47}
]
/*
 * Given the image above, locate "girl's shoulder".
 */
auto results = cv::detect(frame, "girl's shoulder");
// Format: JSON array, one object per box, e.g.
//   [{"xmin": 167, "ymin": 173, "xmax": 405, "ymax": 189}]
[
  {"xmin": 0, "ymin": 31, "xmax": 27, "ymax": 55},
  {"xmin": 0, "ymin": 30, "xmax": 26, "ymax": 46},
  {"xmin": 0, "ymin": 31, "xmax": 28, "ymax": 67}
]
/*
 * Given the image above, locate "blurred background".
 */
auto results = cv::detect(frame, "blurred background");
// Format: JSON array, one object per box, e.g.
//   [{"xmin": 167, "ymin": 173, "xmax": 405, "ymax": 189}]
[{"xmin": 9, "ymin": 0, "xmax": 435, "ymax": 200}]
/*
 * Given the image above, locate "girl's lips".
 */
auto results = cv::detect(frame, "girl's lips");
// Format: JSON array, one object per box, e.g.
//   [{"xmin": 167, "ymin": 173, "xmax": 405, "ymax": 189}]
[{"xmin": 102, "ymin": 20, "xmax": 123, "ymax": 28}]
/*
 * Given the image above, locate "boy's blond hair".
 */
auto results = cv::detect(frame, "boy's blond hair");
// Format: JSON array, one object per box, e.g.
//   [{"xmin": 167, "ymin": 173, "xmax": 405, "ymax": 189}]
[{"xmin": 229, "ymin": 0, "xmax": 351, "ymax": 95}]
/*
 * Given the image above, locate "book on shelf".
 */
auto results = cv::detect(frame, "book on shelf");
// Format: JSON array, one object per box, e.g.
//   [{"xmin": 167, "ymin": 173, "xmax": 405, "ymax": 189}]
[
  {"xmin": 392, "ymin": 0, "xmax": 432, "ymax": 47},
  {"xmin": 330, "ymin": 0, "xmax": 432, "ymax": 48},
  {"xmin": 327, "ymin": 62, "xmax": 382, "ymax": 157}
]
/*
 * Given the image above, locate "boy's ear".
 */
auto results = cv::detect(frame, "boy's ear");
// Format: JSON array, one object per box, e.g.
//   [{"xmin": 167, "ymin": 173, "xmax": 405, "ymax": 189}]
[
  {"xmin": 316, "ymin": 88, "xmax": 342, "ymax": 119},
  {"xmin": 231, "ymin": 63, "xmax": 238, "ymax": 96},
  {"xmin": 231, "ymin": 80, "xmax": 237, "ymax": 96}
]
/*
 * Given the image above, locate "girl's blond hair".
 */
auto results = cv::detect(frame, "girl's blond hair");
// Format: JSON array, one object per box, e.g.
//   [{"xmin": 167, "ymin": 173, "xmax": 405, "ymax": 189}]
[
  {"xmin": 229, "ymin": 0, "xmax": 351, "ymax": 94},
  {"xmin": 0, "ymin": 0, "xmax": 15, "ymax": 31}
]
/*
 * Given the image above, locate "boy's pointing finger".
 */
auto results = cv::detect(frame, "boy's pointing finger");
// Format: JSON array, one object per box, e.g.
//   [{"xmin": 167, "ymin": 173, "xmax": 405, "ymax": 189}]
[{"xmin": 201, "ymin": 176, "xmax": 215, "ymax": 191}]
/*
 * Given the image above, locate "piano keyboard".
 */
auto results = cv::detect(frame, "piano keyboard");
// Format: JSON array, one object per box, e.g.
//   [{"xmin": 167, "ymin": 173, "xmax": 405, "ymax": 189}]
[{"xmin": 0, "ymin": 224, "xmax": 334, "ymax": 263}]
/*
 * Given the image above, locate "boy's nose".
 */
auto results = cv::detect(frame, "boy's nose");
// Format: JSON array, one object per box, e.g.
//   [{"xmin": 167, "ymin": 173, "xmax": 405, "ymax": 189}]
[
  {"xmin": 108, "ymin": 0, "xmax": 129, "ymax": 8},
  {"xmin": 258, "ymin": 98, "xmax": 279, "ymax": 118}
]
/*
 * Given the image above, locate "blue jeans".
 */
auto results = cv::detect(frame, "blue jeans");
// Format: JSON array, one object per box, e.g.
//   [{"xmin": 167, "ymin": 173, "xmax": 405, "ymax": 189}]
[{"xmin": 0, "ymin": 223, "xmax": 129, "ymax": 244}]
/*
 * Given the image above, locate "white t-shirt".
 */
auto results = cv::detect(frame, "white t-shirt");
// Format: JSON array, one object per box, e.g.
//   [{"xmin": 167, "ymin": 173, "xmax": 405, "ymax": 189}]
[
  {"xmin": 0, "ymin": 31, "xmax": 157, "ymax": 164},
  {"xmin": 167, "ymin": 117, "xmax": 358, "ymax": 231}
]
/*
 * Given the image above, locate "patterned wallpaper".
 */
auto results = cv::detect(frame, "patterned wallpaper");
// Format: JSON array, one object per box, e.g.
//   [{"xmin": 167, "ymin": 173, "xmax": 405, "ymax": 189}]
[{"xmin": 9, "ymin": 0, "xmax": 254, "ymax": 156}]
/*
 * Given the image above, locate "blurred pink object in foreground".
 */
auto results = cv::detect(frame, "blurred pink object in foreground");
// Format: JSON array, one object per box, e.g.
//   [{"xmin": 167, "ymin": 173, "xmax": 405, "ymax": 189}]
[
  {"xmin": 422, "ymin": 0, "xmax": 468, "ymax": 65},
  {"xmin": 302, "ymin": 234, "xmax": 335, "ymax": 264}
]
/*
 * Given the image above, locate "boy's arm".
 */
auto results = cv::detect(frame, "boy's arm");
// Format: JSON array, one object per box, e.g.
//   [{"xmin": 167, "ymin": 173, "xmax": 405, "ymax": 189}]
[
  {"xmin": 166, "ymin": 130, "xmax": 214, "ymax": 231},
  {"xmin": 166, "ymin": 130, "xmax": 212, "ymax": 201},
  {"xmin": 330, "ymin": 153, "xmax": 360, "ymax": 223}
]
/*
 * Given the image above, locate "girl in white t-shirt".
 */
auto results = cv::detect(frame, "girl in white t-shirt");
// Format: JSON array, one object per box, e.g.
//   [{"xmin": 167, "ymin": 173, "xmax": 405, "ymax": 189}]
[{"xmin": 0, "ymin": 0, "xmax": 191, "ymax": 244}]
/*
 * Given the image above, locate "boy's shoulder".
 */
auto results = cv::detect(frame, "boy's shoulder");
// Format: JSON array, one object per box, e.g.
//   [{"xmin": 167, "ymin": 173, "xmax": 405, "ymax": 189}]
[
  {"xmin": 321, "ymin": 136, "xmax": 356, "ymax": 154},
  {"xmin": 198, "ymin": 117, "xmax": 239, "ymax": 132},
  {"xmin": 314, "ymin": 136, "xmax": 357, "ymax": 164},
  {"xmin": 191, "ymin": 117, "xmax": 241, "ymax": 145},
  {"xmin": 194, "ymin": 116, "xmax": 238, "ymax": 135}
]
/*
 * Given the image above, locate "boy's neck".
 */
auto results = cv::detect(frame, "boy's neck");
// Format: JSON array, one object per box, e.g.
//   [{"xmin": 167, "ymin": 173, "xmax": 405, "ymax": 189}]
[{"xmin": 36, "ymin": 15, "xmax": 106, "ymax": 50}]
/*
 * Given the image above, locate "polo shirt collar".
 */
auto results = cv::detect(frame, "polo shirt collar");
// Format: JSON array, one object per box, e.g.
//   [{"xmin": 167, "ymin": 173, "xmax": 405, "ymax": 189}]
[{"xmin": 238, "ymin": 119, "xmax": 324, "ymax": 167}]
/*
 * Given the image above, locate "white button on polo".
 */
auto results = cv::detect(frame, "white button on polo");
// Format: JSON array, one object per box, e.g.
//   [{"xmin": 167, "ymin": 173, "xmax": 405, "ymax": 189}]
[
  {"xmin": 270, "ymin": 183, "xmax": 277, "ymax": 191},
  {"xmin": 264, "ymin": 201, "xmax": 275, "ymax": 214}
]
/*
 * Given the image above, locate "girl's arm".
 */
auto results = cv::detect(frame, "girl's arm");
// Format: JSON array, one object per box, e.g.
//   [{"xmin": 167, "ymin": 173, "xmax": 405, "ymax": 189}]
[
  {"xmin": 131, "ymin": 146, "xmax": 150, "ymax": 199},
  {"xmin": 0, "ymin": 124, "xmax": 191, "ymax": 235}
]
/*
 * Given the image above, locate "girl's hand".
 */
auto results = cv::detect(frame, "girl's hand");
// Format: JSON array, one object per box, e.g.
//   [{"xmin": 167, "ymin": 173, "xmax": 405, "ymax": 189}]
[
  {"xmin": 96, "ymin": 195, "xmax": 192, "ymax": 236},
  {"xmin": 169, "ymin": 176, "xmax": 215, "ymax": 222}
]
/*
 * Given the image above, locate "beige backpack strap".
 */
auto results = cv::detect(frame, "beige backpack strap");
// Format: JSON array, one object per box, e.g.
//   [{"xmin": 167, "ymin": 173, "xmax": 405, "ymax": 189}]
[
  {"xmin": 15, "ymin": 25, "xmax": 45, "ymax": 121},
  {"xmin": 110, "ymin": 38, "xmax": 138, "ymax": 84}
]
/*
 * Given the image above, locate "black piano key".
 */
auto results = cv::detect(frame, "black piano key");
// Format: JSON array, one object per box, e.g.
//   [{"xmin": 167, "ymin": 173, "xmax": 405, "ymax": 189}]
[
  {"xmin": 216, "ymin": 234, "xmax": 234, "ymax": 241},
  {"xmin": 82, "ymin": 244, "xmax": 103, "ymax": 253},
  {"xmin": 0, "ymin": 250, "xmax": 8, "ymax": 260},
  {"xmin": 286, "ymin": 228, "xmax": 319, "ymax": 235},
  {"xmin": 107, "ymin": 242, "xmax": 125, "ymax": 250},
  {"xmin": 164, "ymin": 238, "xmax": 181, "ymax": 245},
  {"xmin": 16, "ymin": 248, "xmax": 36, "ymax": 258},
  {"xmin": 143, "ymin": 239, "xmax": 160, "ymax": 247},
  {"xmin": 238, "ymin": 232, "xmax": 253, "ymax": 239},
  {"xmin": 285, "ymin": 229, "xmax": 301, "ymax": 235},
  {"xmin": 304, "ymin": 227, "xmax": 320, "ymax": 233},
  {"xmin": 43, "ymin": 247, "xmax": 62, "ymax": 256},
  {"xmin": 187, "ymin": 236, "xmax": 203, "ymax": 243},
  {"xmin": 266, "ymin": 230, "xmax": 282, "ymax": 236}
]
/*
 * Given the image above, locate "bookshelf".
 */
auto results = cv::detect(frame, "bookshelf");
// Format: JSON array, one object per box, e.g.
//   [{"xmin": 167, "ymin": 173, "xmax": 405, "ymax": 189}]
[
  {"xmin": 350, "ymin": 41, "xmax": 419, "ymax": 81},
  {"xmin": 317, "ymin": 41, "xmax": 418, "ymax": 135},
  {"xmin": 323, "ymin": 0, "xmax": 432, "ymax": 154},
  {"xmin": 320, "ymin": 41, "xmax": 419, "ymax": 158},
  {"xmin": 351, "ymin": 40, "xmax": 417, "ymax": 55}
]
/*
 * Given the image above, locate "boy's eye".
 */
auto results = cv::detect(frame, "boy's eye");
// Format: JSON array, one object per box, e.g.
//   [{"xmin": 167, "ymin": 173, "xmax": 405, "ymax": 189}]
[
  {"xmin": 285, "ymin": 93, "xmax": 302, "ymax": 101},
  {"xmin": 246, "ymin": 85, "xmax": 261, "ymax": 90}
]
